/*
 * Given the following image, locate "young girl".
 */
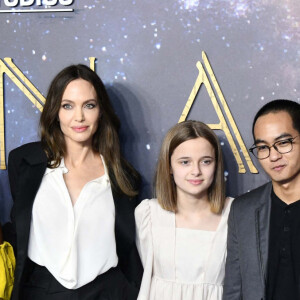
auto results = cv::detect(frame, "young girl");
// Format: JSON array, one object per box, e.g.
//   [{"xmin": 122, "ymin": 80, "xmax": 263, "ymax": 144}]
[{"xmin": 135, "ymin": 120, "xmax": 233, "ymax": 300}]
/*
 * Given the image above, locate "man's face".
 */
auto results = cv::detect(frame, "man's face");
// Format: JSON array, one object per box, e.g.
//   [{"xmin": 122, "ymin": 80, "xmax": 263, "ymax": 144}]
[{"xmin": 253, "ymin": 111, "xmax": 300, "ymax": 187}]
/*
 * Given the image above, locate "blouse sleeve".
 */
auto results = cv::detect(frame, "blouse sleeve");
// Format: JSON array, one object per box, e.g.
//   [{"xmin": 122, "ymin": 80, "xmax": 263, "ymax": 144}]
[{"xmin": 135, "ymin": 199, "xmax": 153, "ymax": 300}]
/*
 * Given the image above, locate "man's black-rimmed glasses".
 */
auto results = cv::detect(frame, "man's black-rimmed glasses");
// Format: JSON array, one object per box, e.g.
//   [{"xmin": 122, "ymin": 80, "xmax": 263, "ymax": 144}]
[{"xmin": 249, "ymin": 136, "xmax": 298, "ymax": 160}]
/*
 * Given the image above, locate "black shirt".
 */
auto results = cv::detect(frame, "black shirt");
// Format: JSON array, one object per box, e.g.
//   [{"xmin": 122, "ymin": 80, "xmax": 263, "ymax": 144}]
[{"xmin": 267, "ymin": 190, "xmax": 300, "ymax": 300}]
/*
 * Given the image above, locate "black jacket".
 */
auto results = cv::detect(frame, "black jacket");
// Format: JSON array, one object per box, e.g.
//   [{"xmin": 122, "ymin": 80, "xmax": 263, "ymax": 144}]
[{"xmin": 6, "ymin": 142, "xmax": 143, "ymax": 299}]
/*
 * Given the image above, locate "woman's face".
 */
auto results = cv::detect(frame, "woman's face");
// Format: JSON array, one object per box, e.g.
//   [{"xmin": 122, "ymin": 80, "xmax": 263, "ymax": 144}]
[
  {"xmin": 170, "ymin": 137, "xmax": 216, "ymax": 201},
  {"xmin": 58, "ymin": 78, "xmax": 100, "ymax": 147}
]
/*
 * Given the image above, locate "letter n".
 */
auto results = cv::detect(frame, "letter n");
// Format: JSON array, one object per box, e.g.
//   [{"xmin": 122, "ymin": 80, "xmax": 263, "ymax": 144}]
[{"xmin": 0, "ymin": 58, "xmax": 45, "ymax": 170}]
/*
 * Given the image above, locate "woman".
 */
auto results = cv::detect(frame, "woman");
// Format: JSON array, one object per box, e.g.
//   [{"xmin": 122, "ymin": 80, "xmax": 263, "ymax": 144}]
[
  {"xmin": 135, "ymin": 120, "xmax": 233, "ymax": 300},
  {"xmin": 8, "ymin": 64, "xmax": 142, "ymax": 300}
]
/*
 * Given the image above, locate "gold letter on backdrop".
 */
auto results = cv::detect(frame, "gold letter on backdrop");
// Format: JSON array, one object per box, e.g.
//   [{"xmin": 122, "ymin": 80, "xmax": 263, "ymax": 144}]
[
  {"xmin": 0, "ymin": 58, "xmax": 45, "ymax": 169},
  {"xmin": 179, "ymin": 51, "xmax": 258, "ymax": 174}
]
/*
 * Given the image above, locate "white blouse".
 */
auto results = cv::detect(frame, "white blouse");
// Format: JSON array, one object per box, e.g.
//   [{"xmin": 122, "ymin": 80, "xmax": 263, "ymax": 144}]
[
  {"xmin": 135, "ymin": 198, "xmax": 233, "ymax": 300},
  {"xmin": 28, "ymin": 156, "xmax": 118, "ymax": 289}
]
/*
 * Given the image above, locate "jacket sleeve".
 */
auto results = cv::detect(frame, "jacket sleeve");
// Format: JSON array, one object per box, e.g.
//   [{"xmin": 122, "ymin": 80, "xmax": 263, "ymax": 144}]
[
  {"xmin": 223, "ymin": 201, "xmax": 242, "ymax": 300},
  {"xmin": 7, "ymin": 148, "xmax": 22, "ymax": 202},
  {"xmin": 3, "ymin": 148, "xmax": 22, "ymax": 251}
]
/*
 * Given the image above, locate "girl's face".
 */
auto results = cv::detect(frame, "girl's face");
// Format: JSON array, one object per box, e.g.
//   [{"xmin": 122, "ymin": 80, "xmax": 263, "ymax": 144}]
[
  {"xmin": 58, "ymin": 78, "xmax": 100, "ymax": 147},
  {"xmin": 170, "ymin": 137, "xmax": 216, "ymax": 201}
]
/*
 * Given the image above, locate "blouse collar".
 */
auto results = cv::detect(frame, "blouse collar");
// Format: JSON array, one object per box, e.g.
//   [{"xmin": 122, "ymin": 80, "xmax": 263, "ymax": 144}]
[{"xmin": 44, "ymin": 155, "xmax": 110, "ymax": 185}]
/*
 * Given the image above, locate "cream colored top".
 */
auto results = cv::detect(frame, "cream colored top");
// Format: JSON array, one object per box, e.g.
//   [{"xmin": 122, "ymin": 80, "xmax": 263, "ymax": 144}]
[
  {"xmin": 135, "ymin": 197, "xmax": 233, "ymax": 300},
  {"xmin": 28, "ymin": 156, "xmax": 118, "ymax": 289}
]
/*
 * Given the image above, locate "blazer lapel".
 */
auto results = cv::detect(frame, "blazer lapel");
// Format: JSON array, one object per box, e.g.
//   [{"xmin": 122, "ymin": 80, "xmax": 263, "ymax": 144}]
[
  {"xmin": 107, "ymin": 165, "xmax": 143, "ymax": 288},
  {"xmin": 255, "ymin": 183, "xmax": 272, "ymax": 288},
  {"xmin": 108, "ymin": 168, "xmax": 136, "ymax": 258}
]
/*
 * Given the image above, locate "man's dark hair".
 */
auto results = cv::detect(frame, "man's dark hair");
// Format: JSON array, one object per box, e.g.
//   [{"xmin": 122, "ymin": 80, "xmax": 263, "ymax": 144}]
[{"xmin": 252, "ymin": 99, "xmax": 300, "ymax": 138}]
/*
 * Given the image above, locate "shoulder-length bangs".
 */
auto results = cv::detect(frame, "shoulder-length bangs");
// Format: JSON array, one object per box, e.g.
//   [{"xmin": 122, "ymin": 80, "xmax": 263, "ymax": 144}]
[
  {"xmin": 40, "ymin": 64, "xmax": 138, "ymax": 197},
  {"xmin": 154, "ymin": 120, "xmax": 225, "ymax": 214}
]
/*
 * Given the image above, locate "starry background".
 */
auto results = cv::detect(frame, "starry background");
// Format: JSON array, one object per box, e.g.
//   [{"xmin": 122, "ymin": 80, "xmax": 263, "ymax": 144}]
[{"xmin": 0, "ymin": 0, "xmax": 300, "ymax": 223}]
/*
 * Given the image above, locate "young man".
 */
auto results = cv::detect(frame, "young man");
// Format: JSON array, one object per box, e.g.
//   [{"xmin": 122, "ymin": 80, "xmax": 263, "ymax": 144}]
[{"xmin": 223, "ymin": 99, "xmax": 300, "ymax": 300}]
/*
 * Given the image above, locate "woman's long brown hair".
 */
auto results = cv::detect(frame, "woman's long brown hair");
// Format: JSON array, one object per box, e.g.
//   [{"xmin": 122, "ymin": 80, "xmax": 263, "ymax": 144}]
[{"xmin": 40, "ymin": 64, "xmax": 139, "ymax": 197}]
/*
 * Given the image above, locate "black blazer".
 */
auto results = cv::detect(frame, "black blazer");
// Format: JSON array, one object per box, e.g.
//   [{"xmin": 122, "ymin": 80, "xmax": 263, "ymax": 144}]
[{"xmin": 7, "ymin": 142, "xmax": 143, "ymax": 300}]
